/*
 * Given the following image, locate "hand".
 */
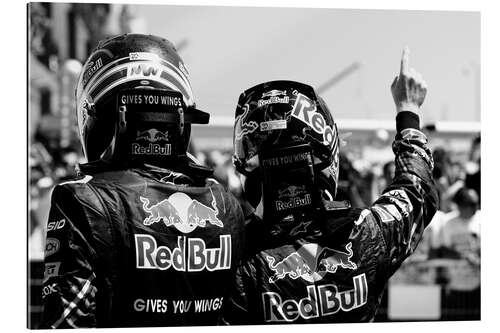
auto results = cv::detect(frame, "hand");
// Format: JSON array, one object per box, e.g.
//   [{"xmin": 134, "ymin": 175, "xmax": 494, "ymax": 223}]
[{"xmin": 391, "ymin": 47, "xmax": 427, "ymax": 113}]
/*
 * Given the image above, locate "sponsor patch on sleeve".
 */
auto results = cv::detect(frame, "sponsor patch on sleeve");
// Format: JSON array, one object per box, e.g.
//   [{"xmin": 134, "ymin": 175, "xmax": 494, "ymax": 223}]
[
  {"xmin": 400, "ymin": 128, "xmax": 426, "ymax": 141},
  {"xmin": 45, "ymin": 238, "xmax": 61, "ymax": 257},
  {"xmin": 44, "ymin": 262, "xmax": 61, "ymax": 282},
  {"xmin": 372, "ymin": 206, "xmax": 394, "ymax": 223},
  {"xmin": 378, "ymin": 204, "xmax": 402, "ymax": 221},
  {"xmin": 381, "ymin": 190, "xmax": 413, "ymax": 217}
]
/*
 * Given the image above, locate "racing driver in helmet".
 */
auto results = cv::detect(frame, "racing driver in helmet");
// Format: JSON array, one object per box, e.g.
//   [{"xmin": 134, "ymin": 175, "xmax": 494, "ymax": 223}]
[
  {"xmin": 223, "ymin": 48, "xmax": 438, "ymax": 324},
  {"xmin": 40, "ymin": 34, "xmax": 244, "ymax": 328}
]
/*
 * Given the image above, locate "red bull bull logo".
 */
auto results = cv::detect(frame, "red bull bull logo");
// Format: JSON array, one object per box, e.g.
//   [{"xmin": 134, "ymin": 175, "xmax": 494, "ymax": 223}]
[
  {"xmin": 277, "ymin": 185, "xmax": 307, "ymax": 199},
  {"xmin": 234, "ymin": 104, "xmax": 259, "ymax": 140},
  {"xmin": 136, "ymin": 128, "xmax": 170, "ymax": 143},
  {"xmin": 262, "ymin": 89, "xmax": 287, "ymax": 98},
  {"xmin": 135, "ymin": 234, "xmax": 231, "ymax": 272},
  {"xmin": 262, "ymin": 273, "xmax": 368, "ymax": 322},
  {"xmin": 266, "ymin": 242, "xmax": 356, "ymax": 283},
  {"xmin": 316, "ymin": 243, "xmax": 357, "ymax": 273},
  {"xmin": 140, "ymin": 192, "xmax": 223, "ymax": 234},
  {"xmin": 275, "ymin": 185, "xmax": 312, "ymax": 211},
  {"xmin": 266, "ymin": 253, "xmax": 313, "ymax": 283},
  {"xmin": 258, "ymin": 89, "xmax": 290, "ymax": 107},
  {"xmin": 132, "ymin": 128, "xmax": 172, "ymax": 156}
]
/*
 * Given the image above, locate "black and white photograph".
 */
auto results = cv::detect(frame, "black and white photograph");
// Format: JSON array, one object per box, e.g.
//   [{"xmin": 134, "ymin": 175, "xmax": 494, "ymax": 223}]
[{"xmin": 22, "ymin": 0, "xmax": 490, "ymax": 330}]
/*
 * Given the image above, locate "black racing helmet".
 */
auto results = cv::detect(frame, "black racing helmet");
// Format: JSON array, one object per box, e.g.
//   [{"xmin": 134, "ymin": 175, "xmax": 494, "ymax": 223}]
[
  {"xmin": 233, "ymin": 80, "xmax": 340, "ymax": 225},
  {"xmin": 75, "ymin": 33, "xmax": 209, "ymax": 164}
]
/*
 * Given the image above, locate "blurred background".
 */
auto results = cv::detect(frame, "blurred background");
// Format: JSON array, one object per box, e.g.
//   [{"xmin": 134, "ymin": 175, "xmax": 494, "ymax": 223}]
[{"xmin": 28, "ymin": 2, "xmax": 480, "ymax": 328}]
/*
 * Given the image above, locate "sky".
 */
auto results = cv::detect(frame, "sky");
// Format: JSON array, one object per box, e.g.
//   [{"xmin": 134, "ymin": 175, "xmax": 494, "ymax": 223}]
[{"xmin": 130, "ymin": 5, "xmax": 480, "ymax": 124}]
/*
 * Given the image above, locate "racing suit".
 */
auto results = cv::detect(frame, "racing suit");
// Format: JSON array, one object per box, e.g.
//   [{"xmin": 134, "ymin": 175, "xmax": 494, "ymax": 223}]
[
  {"xmin": 223, "ymin": 120, "xmax": 439, "ymax": 324},
  {"xmin": 40, "ymin": 161, "xmax": 245, "ymax": 328}
]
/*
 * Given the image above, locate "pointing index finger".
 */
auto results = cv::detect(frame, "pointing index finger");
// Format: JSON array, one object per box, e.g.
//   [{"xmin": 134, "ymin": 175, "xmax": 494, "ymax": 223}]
[{"xmin": 400, "ymin": 46, "xmax": 410, "ymax": 74}]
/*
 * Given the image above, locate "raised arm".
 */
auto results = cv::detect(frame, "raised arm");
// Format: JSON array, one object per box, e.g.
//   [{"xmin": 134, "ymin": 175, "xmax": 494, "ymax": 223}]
[{"xmin": 371, "ymin": 47, "xmax": 439, "ymax": 278}]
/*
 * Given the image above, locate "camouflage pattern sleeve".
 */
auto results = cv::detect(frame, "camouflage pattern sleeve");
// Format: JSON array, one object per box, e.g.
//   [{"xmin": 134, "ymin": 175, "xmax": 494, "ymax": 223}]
[
  {"xmin": 370, "ymin": 127, "xmax": 439, "ymax": 278},
  {"xmin": 40, "ymin": 184, "xmax": 100, "ymax": 328}
]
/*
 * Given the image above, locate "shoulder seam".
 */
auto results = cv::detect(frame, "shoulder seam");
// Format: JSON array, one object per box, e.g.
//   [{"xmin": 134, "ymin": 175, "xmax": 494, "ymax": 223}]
[{"xmin": 59, "ymin": 175, "xmax": 93, "ymax": 186}]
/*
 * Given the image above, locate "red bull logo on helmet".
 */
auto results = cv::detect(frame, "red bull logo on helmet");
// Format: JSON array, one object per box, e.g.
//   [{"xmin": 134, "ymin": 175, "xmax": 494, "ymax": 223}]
[
  {"xmin": 277, "ymin": 185, "xmax": 307, "ymax": 199},
  {"xmin": 132, "ymin": 128, "xmax": 172, "ymax": 157},
  {"xmin": 275, "ymin": 185, "xmax": 312, "ymax": 211},
  {"xmin": 380, "ymin": 189, "xmax": 413, "ymax": 218},
  {"xmin": 258, "ymin": 89, "xmax": 290, "ymax": 107},
  {"xmin": 131, "ymin": 143, "xmax": 171, "ymax": 156},
  {"xmin": 81, "ymin": 58, "xmax": 103, "ymax": 87},
  {"xmin": 262, "ymin": 273, "xmax": 368, "ymax": 322},
  {"xmin": 140, "ymin": 191, "xmax": 223, "ymax": 234},
  {"xmin": 234, "ymin": 104, "xmax": 259, "ymax": 141},
  {"xmin": 291, "ymin": 93, "xmax": 336, "ymax": 149},
  {"xmin": 275, "ymin": 195, "xmax": 312, "ymax": 211},
  {"xmin": 262, "ymin": 89, "xmax": 287, "ymax": 98},
  {"xmin": 136, "ymin": 128, "xmax": 170, "ymax": 143},
  {"xmin": 266, "ymin": 242, "xmax": 356, "ymax": 283}
]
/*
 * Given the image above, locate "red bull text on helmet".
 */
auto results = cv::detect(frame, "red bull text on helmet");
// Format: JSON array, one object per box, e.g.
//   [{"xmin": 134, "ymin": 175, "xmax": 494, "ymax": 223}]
[{"xmin": 291, "ymin": 93, "xmax": 336, "ymax": 149}]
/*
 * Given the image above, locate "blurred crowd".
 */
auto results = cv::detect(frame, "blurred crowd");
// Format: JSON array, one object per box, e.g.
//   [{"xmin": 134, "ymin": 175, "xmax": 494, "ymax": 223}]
[{"xmin": 385, "ymin": 135, "xmax": 480, "ymax": 320}]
